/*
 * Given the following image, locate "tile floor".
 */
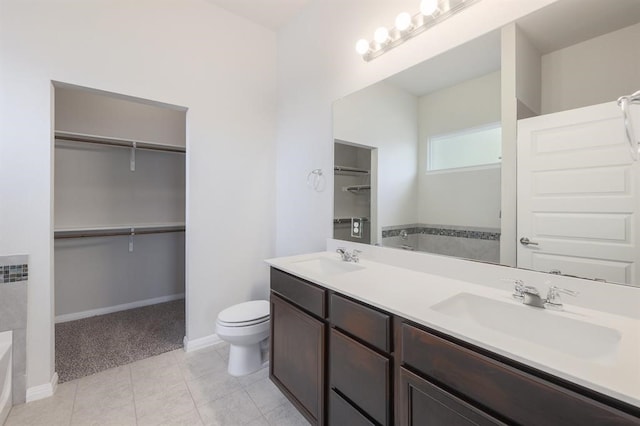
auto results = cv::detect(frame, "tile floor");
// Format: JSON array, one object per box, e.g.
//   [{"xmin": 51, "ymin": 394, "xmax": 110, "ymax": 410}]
[{"xmin": 5, "ymin": 343, "xmax": 309, "ymax": 426}]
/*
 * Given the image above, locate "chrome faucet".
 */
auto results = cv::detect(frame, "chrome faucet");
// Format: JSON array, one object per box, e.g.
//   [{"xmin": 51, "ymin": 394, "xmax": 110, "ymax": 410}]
[
  {"xmin": 336, "ymin": 247, "xmax": 361, "ymax": 263},
  {"xmin": 522, "ymin": 286, "xmax": 546, "ymax": 308},
  {"xmin": 508, "ymin": 280, "xmax": 578, "ymax": 310}
]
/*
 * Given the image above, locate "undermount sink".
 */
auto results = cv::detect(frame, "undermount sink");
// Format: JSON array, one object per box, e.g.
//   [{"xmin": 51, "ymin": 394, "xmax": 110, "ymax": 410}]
[
  {"xmin": 291, "ymin": 257, "xmax": 365, "ymax": 276},
  {"xmin": 431, "ymin": 293, "xmax": 621, "ymax": 359}
]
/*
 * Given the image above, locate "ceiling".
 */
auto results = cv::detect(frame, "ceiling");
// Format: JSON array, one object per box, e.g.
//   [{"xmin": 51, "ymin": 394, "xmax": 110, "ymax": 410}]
[
  {"xmin": 385, "ymin": 30, "xmax": 501, "ymax": 97},
  {"xmin": 204, "ymin": 0, "xmax": 311, "ymax": 30},
  {"xmin": 517, "ymin": 0, "xmax": 640, "ymax": 54},
  {"xmin": 385, "ymin": 0, "xmax": 640, "ymax": 97}
]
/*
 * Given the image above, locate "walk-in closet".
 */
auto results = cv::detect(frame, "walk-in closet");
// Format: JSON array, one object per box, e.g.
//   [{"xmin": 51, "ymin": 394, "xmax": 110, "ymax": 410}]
[
  {"xmin": 53, "ymin": 84, "xmax": 187, "ymax": 382},
  {"xmin": 333, "ymin": 141, "xmax": 373, "ymax": 244}
]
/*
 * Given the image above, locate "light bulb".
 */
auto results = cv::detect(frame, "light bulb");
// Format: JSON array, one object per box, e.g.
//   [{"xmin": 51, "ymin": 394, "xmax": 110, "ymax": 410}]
[
  {"xmin": 374, "ymin": 27, "xmax": 390, "ymax": 44},
  {"xmin": 355, "ymin": 39, "xmax": 370, "ymax": 55},
  {"xmin": 420, "ymin": 0, "xmax": 438, "ymax": 15},
  {"xmin": 395, "ymin": 12, "xmax": 412, "ymax": 32}
]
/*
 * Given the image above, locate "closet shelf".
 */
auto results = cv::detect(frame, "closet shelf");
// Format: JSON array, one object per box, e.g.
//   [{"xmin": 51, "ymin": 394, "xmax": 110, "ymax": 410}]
[
  {"xmin": 54, "ymin": 223, "xmax": 185, "ymax": 239},
  {"xmin": 342, "ymin": 185, "xmax": 371, "ymax": 194},
  {"xmin": 334, "ymin": 165, "xmax": 370, "ymax": 176},
  {"xmin": 55, "ymin": 131, "xmax": 186, "ymax": 153}
]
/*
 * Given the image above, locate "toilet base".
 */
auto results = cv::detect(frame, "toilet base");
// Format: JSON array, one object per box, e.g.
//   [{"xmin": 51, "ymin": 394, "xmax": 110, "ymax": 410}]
[{"xmin": 228, "ymin": 343, "xmax": 263, "ymax": 376}]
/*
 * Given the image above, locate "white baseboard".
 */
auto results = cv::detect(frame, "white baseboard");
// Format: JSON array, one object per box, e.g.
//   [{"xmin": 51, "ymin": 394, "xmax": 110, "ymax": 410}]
[
  {"xmin": 183, "ymin": 333, "xmax": 222, "ymax": 352},
  {"xmin": 55, "ymin": 294, "xmax": 185, "ymax": 323},
  {"xmin": 26, "ymin": 372, "xmax": 57, "ymax": 403}
]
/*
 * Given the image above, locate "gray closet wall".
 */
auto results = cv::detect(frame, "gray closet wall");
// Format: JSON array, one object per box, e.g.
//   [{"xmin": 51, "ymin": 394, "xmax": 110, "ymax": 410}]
[{"xmin": 54, "ymin": 85, "xmax": 186, "ymax": 320}]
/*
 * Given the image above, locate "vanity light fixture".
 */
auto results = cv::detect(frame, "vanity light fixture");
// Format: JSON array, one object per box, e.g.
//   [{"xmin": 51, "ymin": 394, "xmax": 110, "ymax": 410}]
[
  {"xmin": 395, "ymin": 12, "xmax": 413, "ymax": 32},
  {"xmin": 356, "ymin": 0, "xmax": 481, "ymax": 62},
  {"xmin": 420, "ymin": 0, "xmax": 439, "ymax": 16},
  {"xmin": 374, "ymin": 26, "xmax": 390, "ymax": 45},
  {"xmin": 355, "ymin": 39, "xmax": 371, "ymax": 55}
]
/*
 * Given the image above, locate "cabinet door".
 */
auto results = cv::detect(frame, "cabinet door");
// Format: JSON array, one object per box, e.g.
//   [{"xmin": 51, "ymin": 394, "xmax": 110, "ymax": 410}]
[
  {"xmin": 399, "ymin": 368, "xmax": 503, "ymax": 426},
  {"xmin": 270, "ymin": 293, "xmax": 325, "ymax": 426}
]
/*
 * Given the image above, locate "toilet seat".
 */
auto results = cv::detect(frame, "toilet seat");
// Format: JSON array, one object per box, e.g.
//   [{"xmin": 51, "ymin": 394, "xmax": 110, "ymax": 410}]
[
  {"xmin": 217, "ymin": 316, "xmax": 268, "ymax": 327},
  {"xmin": 217, "ymin": 300, "xmax": 269, "ymax": 327}
]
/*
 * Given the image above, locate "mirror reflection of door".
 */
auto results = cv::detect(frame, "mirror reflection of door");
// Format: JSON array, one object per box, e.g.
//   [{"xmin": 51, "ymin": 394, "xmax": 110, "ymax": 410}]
[
  {"xmin": 517, "ymin": 102, "xmax": 639, "ymax": 285},
  {"xmin": 333, "ymin": 141, "xmax": 375, "ymax": 244}
]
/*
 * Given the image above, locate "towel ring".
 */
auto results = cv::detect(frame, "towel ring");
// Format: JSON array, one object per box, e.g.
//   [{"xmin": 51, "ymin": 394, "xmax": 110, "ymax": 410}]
[{"xmin": 307, "ymin": 169, "xmax": 325, "ymax": 192}]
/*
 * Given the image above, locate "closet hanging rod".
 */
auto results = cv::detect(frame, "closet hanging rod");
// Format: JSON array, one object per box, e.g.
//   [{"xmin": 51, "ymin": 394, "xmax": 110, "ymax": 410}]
[
  {"xmin": 54, "ymin": 131, "xmax": 186, "ymax": 153},
  {"xmin": 54, "ymin": 227, "xmax": 185, "ymax": 240},
  {"xmin": 334, "ymin": 165, "xmax": 370, "ymax": 175}
]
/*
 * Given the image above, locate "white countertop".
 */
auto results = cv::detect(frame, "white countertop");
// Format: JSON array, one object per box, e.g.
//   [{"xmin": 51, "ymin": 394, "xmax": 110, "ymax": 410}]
[{"xmin": 266, "ymin": 251, "xmax": 640, "ymax": 408}]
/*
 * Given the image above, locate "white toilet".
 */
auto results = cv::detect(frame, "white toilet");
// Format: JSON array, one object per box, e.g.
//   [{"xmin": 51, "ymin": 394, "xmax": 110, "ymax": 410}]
[{"xmin": 216, "ymin": 300, "xmax": 270, "ymax": 376}]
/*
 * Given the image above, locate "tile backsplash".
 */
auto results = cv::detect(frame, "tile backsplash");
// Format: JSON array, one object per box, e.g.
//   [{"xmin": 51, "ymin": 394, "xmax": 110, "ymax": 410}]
[
  {"xmin": 1, "ymin": 263, "xmax": 28, "ymax": 284},
  {"xmin": 0, "ymin": 254, "xmax": 28, "ymax": 404},
  {"xmin": 382, "ymin": 224, "xmax": 500, "ymax": 241},
  {"xmin": 381, "ymin": 224, "xmax": 500, "ymax": 263}
]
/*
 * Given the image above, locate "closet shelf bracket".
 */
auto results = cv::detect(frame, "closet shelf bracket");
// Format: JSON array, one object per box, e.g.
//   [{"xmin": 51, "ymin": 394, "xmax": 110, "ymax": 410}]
[
  {"xmin": 129, "ymin": 229, "xmax": 135, "ymax": 252},
  {"xmin": 130, "ymin": 142, "xmax": 137, "ymax": 172}
]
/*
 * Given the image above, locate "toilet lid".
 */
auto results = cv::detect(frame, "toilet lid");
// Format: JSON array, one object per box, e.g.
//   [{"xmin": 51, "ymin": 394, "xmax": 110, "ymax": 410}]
[{"xmin": 218, "ymin": 300, "xmax": 269, "ymax": 324}]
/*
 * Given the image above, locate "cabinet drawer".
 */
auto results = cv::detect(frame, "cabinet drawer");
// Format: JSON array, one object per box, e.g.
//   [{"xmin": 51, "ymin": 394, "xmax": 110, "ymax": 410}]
[
  {"xmin": 399, "ymin": 367, "xmax": 503, "ymax": 426},
  {"xmin": 330, "ymin": 293, "xmax": 391, "ymax": 353},
  {"xmin": 330, "ymin": 329, "xmax": 390, "ymax": 426},
  {"xmin": 330, "ymin": 390, "xmax": 375, "ymax": 426},
  {"xmin": 270, "ymin": 267, "xmax": 326, "ymax": 318},
  {"xmin": 401, "ymin": 323, "xmax": 639, "ymax": 426}
]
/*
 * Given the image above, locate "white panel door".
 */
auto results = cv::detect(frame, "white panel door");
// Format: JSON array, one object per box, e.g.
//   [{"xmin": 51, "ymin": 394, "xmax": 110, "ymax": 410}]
[{"xmin": 517, "ymin": 102, "xmax": 639, "ymax": 286}]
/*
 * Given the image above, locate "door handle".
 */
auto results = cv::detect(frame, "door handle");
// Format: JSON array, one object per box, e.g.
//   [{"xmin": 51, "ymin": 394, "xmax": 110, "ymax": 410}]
[{"xmin": 520, "ymin": 237, "xmax": 539, "ymax": 246}]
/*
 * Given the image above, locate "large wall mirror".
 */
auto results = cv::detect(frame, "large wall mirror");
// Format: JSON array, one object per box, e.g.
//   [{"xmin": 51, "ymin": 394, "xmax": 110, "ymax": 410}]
[{"xmin": 333, "ymin": 0, "xmax": 640, "ymax": 287}]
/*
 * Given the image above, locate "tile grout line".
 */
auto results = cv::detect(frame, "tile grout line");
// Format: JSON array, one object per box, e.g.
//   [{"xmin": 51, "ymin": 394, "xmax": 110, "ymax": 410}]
[
  {"xmin": 242, "ymin": 384, "xmax": 268, "ymax": 425},
  {"xmin": 128, "ymin": 365, "xmax": 139, "ymax": 426},
  {"xmin": 68, "ymin": 380, "xmax": 79, "ymax": 426},
  {"xmin": 177, "ymin": 348, "xmax": 206, "ymax": 425}
]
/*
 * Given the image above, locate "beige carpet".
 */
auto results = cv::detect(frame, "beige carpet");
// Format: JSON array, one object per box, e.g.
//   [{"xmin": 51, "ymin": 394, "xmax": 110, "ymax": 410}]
[{"xmin": 55, "ymin": 299, "xmax": 185, "ymax": 383}]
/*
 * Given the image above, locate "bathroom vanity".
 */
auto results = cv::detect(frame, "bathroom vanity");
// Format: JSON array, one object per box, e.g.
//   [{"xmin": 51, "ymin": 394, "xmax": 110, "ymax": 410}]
[{"xmin": 267, "ymin": 252, "xmax": 640, "ymax": 426}]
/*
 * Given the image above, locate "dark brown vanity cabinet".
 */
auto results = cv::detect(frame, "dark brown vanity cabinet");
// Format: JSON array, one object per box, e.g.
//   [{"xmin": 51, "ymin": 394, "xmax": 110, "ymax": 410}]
[
  {"xmin": 329, "ymin": 294, "xmax": 393, "ymax": 426},
  {"xmin": 269, "ymin": 269, "xmax": 394, "ymax": 426},
  {"xmin": 400, "ymin": 323, "xmax": 640, "ymax": 426},
  {"xmin": 270, "ymin": 268, "xmax": 640, "ymax": 426},
  {"xmin": 270, "ymin": 269, "xmax": 327, "ymax": 426}
]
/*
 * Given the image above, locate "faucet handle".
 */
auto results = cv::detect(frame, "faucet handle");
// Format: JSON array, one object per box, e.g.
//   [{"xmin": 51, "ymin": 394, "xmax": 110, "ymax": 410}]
[
  {"xmin": 336, "ymin": 247, "xmax": 348, "ymax": 260},
  {"xmin": 351, "ymin": 249, "xmax": 362, "ymax": 262},
  {"xmin": 502, "ymin": 279, "xmax": 526, "ymax": 301},
  {"xmin": 545, "ymin": 285, "xmax": 578, "ymax": 310}
]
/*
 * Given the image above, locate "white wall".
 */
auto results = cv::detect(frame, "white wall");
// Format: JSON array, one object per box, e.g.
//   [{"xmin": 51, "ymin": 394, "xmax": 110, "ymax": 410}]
[
  {"xmin": 55, "ymin": 86, "xmax": 187, "ymax": 147},
  {"xmin": 275, "ymin": 0, "xmax": 558, "ymax": 257},
  {"xmin": 417, "ymin": 71, "xmax": 501, "ymax": 229},
  {"xmin": 0, "ymin": 0, "xmax": 276, "ymax": 392},
  {"xmin": 541, "ymin": 22, "xmax": 640, "ymax": 114},
  {"xmin": 333, "ymin": 81, "xmax": 418, "ymax": 237},
  {"xmin": 515, "ymin": 28, "xmax": 542, "ymax": 116}
]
